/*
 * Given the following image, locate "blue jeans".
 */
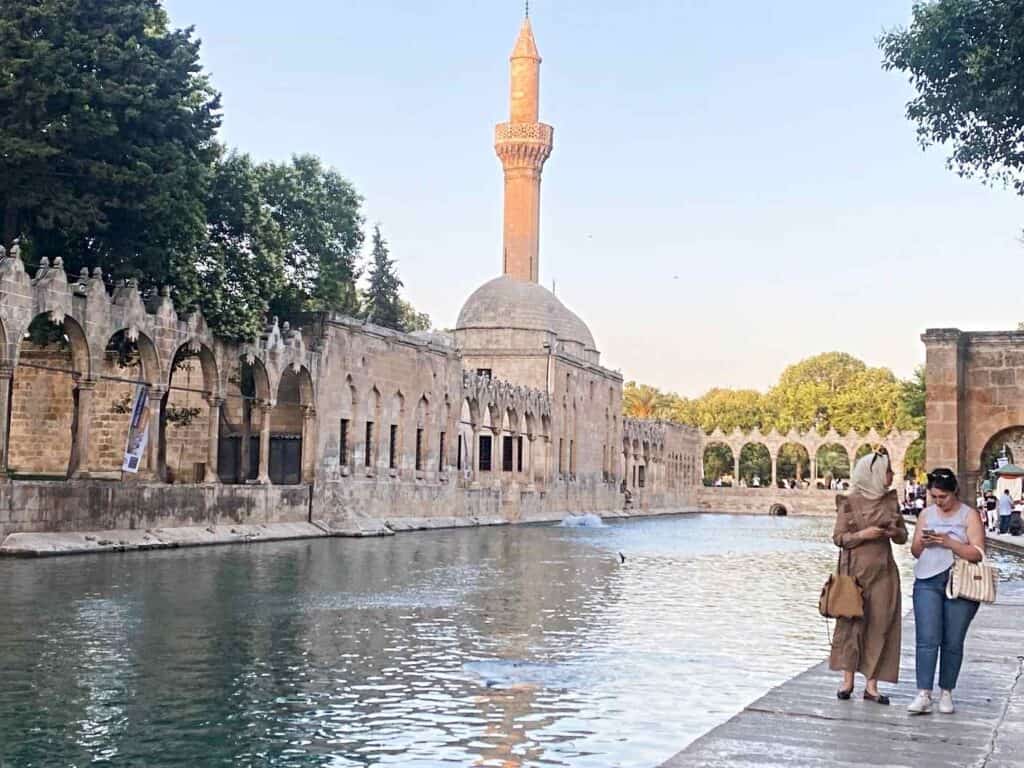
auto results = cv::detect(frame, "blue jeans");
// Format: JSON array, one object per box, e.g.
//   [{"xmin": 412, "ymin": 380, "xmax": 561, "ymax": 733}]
[
  {"xmin": 1000, "ymin": 514, "xmax": 1011, "ymax": 534},
  {"xmin": 913, "ymin": 569, "xmax": 979, "ymax": 691}
]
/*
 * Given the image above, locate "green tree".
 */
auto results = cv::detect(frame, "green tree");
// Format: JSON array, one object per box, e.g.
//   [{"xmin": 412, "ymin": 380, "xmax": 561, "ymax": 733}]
[
  {"xmin": 623, "ymin": 381, "xmax": 675, "ymax": 420},
  {"xmin": 881, "ymin": 1, "xmax": 1024, "ymax": 196},
  {"xmin": 703, "ymin": 443, "xmax": 734, "ymax": 484},
  {"xmin": 690, "ymin": 388, "xmax": 770, "ymax": 432},
  {"xmin": 900, "ymin": 365, "xmax": 927, "ymax": 476},
  {"xmin": 398, "ymin": 300, "xmax": 431, "ymax": 332},
  {"xmin": 259, "ymin": 154, "xmax": 364, "ymax": 318},
  {"xmin": 768, "ymin": 352, "xmax": 867, "ymax": 433},
  {"xmin": 0, "ymin": 0, "xmax": 220, "ymax": 297},
  {"xmin": 363, "ymin": 224, "xmax": 403, "ymax": 330},
  {"xmin": 196, "ymin": 152, "xmax": 285, "ymax": 341}
]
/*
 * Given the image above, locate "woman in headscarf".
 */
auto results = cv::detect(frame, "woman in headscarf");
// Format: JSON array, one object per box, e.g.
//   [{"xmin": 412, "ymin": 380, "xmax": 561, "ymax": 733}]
[{"xmin": 829, "ymin": 450, "xmax": 908, "ymax": 704}]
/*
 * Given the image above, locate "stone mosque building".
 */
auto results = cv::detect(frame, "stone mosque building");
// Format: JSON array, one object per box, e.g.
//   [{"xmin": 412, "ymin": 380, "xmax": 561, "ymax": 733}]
[{"xmin": 0, "ymin": 16, "xmax": 702, "ymax": 551}]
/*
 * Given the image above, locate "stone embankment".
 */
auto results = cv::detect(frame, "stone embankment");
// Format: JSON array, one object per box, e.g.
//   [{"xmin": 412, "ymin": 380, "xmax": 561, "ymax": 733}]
[{"xmin": 661, "ymin": 570, "xmax": 1024, "ymax": 767}]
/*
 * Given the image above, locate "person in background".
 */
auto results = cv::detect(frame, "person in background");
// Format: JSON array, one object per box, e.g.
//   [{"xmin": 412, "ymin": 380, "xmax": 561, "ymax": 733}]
[
  {"xmin": 830, "ymin": 452, "xmax": 907, "ymax": 705},
  {"xmin": 998, "ymin": 489, "xmax": 1014, "ymax": 534},
  {"xmin": 985, "ymin": 493, "xmax": 998, "ymax": 533},
  {"xmin": 908, "ymin": 468, "xmax": 985, "ymax": 715}
]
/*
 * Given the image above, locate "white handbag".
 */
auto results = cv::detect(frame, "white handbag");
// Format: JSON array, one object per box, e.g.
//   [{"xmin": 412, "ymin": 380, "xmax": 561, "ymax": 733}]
[{"xmin": 946, "ymin": 545, "xmax": 998, "ymax": 604}]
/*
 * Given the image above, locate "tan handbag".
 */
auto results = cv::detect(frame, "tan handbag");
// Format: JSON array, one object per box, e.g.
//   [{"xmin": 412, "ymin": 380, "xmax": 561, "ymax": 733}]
[
  {"xmin": 946, "ymin": 545, "xmax": 998, "ymax": 604},
  {"xmin": 819, "ymin": 547, "xmax": 864, "ymax": 619}
]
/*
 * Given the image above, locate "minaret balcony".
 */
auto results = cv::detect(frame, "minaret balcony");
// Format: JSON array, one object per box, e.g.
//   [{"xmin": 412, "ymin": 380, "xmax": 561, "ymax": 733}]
[
  {"xmin": 495, "ymin": 122, "xmax": 553, "ymax": 145},
  {"xmin": 495, "ymin": 122, "xmax": 553, "ymax": 169}
]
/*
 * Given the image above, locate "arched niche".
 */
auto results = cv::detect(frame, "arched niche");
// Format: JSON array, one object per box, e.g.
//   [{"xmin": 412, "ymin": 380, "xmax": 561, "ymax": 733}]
[
  {"xmin": 162, "ymin": 343, "xmax": 219, "ymax": 484},
  {"xmin": 8, "ymin": 314, "xmax": 90, "ymax": 478},
  {"xmin": 266, "ymin": 366, "xmax": 314, "ymax": 485},
  {"xmin": 217, "ymin": 357, "xmax": 270, "ymax": 484},
  {"xmin": 85, "ymin": 329, "xmax": 159, "ymax": 477}
]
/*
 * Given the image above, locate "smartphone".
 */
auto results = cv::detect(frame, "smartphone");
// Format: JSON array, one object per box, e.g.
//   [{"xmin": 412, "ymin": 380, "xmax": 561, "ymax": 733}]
[{"xmin": 922, "ymin": 529, "xmax": 936, "ymax": 536}]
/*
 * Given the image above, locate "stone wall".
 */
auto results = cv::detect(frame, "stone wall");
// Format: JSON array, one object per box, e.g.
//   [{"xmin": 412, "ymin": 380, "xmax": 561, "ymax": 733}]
[
  {"xmin": 0, "ymin": 256, "xmax": 703, "ymax": 548},
  {"xmin": 9, "ymin": 343, "xmax": 75, "ymax": 476},
  {"xmin": 923, "ymin": 328, "xmax": 1024, "ymax": 493},
  {"xmin": 0, "ymin": 480, "xmax": 309, "ymax": 539},
  {"xmin": 165, "ymin": 359, "xmax": 211, "ymax": 483},
  {"xmin": 695, "ymin": 487, "xmax": 838, "ymax": 517}
]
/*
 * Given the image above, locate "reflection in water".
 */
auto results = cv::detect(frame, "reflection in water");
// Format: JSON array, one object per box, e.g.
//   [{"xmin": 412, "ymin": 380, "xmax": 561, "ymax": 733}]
[{"xmin": 0, "ymin": 514, "xmax": 1019, "ymax": 767}]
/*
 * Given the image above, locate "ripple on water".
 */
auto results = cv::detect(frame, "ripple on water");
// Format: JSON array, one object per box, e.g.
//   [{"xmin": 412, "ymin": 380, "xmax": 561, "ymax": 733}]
[{"xmin": 0, "ymin": 513, "xmax": 1020, "ymax": 767}]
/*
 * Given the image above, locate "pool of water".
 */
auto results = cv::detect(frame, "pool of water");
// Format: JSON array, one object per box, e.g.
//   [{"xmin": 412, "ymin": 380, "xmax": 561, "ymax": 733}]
[{"xmin": 1, "ymin": 513, "xmax": 1021, "ymax": 767}]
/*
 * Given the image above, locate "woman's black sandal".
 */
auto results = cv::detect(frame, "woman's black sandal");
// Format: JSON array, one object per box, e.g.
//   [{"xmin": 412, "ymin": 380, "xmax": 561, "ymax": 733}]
[
  {"xmin": 837, "ymin": 688, "xmax": 853, "ymax": 700},
  {"xmin": 863, "ymin": 691, "xmax": 890, "ymax": 705}
]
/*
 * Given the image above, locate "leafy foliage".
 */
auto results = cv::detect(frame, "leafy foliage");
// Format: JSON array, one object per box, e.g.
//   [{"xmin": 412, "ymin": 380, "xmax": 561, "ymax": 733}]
[
  {"xmin": 362, "ymin": 225, "xmax": 403, "ymax": 330},
  {"xmin": 260, "ymin": 155, "xmax": 364, "ymax": 318},
  {"xmin": 880, "ymin": 1, "xmax": 1024, "ymax": 195},
  {"xmin": 196, "ymin": 152, "xmax": 285, "ymax": 341},
  {"xmin": 0, "ymin": 0, "xmax": 221, "ymax": 295},
  {"xmin": 627, "ymin": 352, "xmax": 926, "ymax": 477},
  {"xmin": 1, "ymin": 1, "xmax": 431, "ymax": 342}
]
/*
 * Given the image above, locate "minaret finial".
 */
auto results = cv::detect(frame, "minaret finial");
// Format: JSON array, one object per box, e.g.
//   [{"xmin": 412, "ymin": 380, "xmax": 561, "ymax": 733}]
[{"xmin": 525, "ymin": 0, "xmax": 529, "ymax": 18}]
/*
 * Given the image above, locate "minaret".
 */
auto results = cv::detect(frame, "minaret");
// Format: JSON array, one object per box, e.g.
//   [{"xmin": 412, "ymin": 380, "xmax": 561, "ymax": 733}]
[{"xmin": 495, "ymin": 14, "xmax": 553, "ymax": 283}]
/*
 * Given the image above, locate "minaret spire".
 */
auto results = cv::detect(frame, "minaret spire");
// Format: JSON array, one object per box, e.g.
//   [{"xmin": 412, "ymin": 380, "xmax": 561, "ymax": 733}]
[{"xmin": 495, "ymin": 14, "xmax": 553, "ymax": 283}]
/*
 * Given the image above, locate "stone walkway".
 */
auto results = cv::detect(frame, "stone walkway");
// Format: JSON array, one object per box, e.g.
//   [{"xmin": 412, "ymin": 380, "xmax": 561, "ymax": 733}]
[{"xmin": 660, "ymin": 581, "xmax": 1024, "ymax": 767}]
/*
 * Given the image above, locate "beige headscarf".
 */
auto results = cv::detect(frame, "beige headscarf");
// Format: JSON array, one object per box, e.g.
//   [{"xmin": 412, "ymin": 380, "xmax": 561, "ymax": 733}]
[{"xmin": 851, "ymin": 451, "xmax": 892, "ymax": 500}]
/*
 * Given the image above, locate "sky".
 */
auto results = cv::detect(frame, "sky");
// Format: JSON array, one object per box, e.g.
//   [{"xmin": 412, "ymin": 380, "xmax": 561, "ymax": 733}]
[{"xmin": 163, "ymin": 0, "xmax": 1024, "ymax": 397}]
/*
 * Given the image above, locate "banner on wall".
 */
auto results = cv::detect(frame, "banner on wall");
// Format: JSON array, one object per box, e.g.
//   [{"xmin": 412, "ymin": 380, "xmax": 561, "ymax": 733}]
[{"xmin": 122, "ymin": 384, "xmax": 151, "ymax": 473}]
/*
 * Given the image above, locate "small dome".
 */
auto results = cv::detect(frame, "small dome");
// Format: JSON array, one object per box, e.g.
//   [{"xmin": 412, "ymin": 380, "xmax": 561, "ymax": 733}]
[{"xmin": 456, "ymin": 276, "xmax": 596, "ymax": 351}]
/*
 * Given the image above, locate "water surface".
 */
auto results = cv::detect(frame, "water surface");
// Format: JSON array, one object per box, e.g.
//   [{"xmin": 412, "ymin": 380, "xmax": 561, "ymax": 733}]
[{"xmin": 1, "ymin": 513, "xmax": 1019, "ymax": 767}]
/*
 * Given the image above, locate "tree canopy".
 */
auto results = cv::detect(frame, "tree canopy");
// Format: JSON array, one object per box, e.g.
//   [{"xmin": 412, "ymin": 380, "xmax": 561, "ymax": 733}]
[
  {"xmin": 880, "ymin": 0, "xmax": 1024, "ymax": 196},
  {"xmin": 624, "ymin": 352, "xmax": 926, "ymax": 475},
  {"xmin": 0, "ymin": 0, "xmax": 428, "ymax": 340},
  {"xmin": 0, "ymin": 0, "xmax": 220, "ymax": 295},
  {"xmin": 625, "ymin": 352, "xmax": 920, "ymax": 436}
]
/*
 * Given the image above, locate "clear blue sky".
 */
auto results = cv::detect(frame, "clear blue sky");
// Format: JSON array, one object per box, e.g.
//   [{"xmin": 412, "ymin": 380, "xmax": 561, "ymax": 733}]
[{"xmin": 164, "ymin": 0, "xmax": 1024, "ymax": 397}]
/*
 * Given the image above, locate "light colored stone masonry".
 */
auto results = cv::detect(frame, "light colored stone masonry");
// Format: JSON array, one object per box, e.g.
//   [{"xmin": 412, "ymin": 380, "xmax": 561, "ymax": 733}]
[
  {"xmin": 922, "ymin": 328, "xmax": 1024, "ymax": 494},
  {"xmin": 0, "ymin": 250, "xmax": 702, "ymax": 544}
]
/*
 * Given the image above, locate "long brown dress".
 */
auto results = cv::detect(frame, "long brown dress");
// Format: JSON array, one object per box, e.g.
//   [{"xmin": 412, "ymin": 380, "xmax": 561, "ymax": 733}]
[{"xmin": 828, "ymin": 489, "xmax": 907, "ymax": 683}]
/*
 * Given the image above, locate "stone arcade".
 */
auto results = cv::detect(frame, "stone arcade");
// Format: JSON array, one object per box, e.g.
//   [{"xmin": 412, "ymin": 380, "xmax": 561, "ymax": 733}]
[{"xmin": 0, "ymin": 17, "xmax": 703, "ymax": 552}]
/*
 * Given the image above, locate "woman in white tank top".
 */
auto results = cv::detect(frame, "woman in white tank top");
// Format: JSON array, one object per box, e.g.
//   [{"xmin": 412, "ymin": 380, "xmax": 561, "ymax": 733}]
[{"xmin": 907, "ymin": 468, "xmax": 986, "ymax": 715}]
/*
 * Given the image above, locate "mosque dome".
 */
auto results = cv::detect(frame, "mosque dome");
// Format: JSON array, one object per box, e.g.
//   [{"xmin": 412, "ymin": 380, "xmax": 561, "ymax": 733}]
[{"xmin": 456, "ymin": 276, "xmax": 596, "ymax": 352}]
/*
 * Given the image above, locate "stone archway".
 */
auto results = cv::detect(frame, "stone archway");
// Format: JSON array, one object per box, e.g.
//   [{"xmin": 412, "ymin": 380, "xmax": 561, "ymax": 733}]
[
  {"xmin": 738, "ymin": 442, "xmax": 771, "ymax": 487},
  {"xmin": 703, "ymin": 442, "xmax": 735, "ymax": 486},
  {"xmin": 9, "ymin": 313, "xmax": 92, "ymax": 478}
]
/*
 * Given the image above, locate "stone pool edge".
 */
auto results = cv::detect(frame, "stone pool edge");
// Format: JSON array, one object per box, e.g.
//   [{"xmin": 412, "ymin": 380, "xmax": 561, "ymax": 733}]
[{"xmin": 0, "ymin": 505, "xmax": 721, "ymax": 557}]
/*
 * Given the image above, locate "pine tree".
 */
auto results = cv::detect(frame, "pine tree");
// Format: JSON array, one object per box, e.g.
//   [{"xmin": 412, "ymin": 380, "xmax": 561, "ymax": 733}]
[{"xmin": 363, "ymin": 225, "xmax": 403, "ymax": 330}]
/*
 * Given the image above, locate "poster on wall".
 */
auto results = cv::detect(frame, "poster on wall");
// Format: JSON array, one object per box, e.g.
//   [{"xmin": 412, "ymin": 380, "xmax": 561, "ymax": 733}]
[{"xmin": 122, "ymin": 384, "xmax": 151, "ymax": 473}]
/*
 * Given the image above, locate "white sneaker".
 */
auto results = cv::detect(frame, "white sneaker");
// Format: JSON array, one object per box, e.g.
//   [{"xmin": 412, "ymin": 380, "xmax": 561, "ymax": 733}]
[
  {"xmin": 908, "ymin": 691, "xmax": 933, "ymax": 715},
  {"xmin": 939, "ymin": 690, "xmax": 955, "ymax": 714}
]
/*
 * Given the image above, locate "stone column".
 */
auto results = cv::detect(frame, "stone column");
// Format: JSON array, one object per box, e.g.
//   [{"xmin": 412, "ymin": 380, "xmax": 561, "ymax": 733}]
[
  {"xmin": 256, "ymin": 400, "xmax": 272, "ymax": 485},
  {"xmin": 733, "ymin": 452, "xmax": 741, "ymax": 486},
  {"xmin": 301, "ymin": 405, "xmax": 316, "ymax": 484},
  {"xmin": 0, "ymin": 364, "xmax": 13, "ymax": 479},
  {"xmin": 771, "ymin": 454, "xmax": 778, "ymax": 489},
  {"xmin": 527, "ymin": 434, "xmax": 537, "ymax": 491},
  {"xmin": 543, "ymin": 435, "xmax": 552, "ymax": 487},
  {"xmin": 810, "ymin": 457, "xmax": 818, "ymax": 486},
  {"xmin": 147, "ymin": 387, "xmax": 166, "ymax": 481},
  {"xmin": 470, "ymin": 426, "xmax": 481, "ymax": 487},
  {"xmin": 69, "ymin": 378, "xmax": 97, "ymax": 479},
  {"xmin": 204, "ymin": 396, "xmax": 223, "ymax": 483}
]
